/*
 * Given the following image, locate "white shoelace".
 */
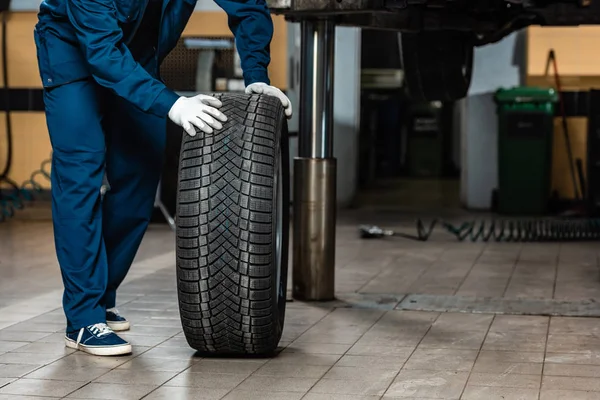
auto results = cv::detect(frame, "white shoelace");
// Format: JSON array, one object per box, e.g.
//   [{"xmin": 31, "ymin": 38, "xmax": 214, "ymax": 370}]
[{"xmin": 88, "ymin": 323, "xmax": 113, "ymax": 338}]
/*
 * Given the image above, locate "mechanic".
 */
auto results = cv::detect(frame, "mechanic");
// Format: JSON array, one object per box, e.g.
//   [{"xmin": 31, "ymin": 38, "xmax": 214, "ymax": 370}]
[{"xmin": 34, "ymin": 0, "xmax": 292, "ymax": 356}]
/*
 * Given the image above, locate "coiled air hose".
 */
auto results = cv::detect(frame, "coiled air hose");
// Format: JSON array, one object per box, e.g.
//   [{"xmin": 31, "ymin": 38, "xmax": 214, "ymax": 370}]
[
  {"xmin": 0, "ymin": 9, "xmax": 52, "ymax": 222},
  {"xmin": 359, "ymin": 218, "xmax": 600, "ymax": 242}
]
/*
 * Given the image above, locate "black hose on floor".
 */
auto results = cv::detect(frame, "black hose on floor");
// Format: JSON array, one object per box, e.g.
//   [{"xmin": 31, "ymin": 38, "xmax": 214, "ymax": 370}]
[{"xmin": 359, "ymin": 218, "xmax": 600, "ymax": 242}]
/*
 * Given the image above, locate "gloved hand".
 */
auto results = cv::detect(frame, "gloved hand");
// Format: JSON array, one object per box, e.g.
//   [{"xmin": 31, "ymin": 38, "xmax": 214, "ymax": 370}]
[
  {"xmin": 245, "ymin": 83, "xmax": 293, "ymax": 119},
  {"xmin": 168, "ymin": 94, "xmax": 228, "ymax": 136}
]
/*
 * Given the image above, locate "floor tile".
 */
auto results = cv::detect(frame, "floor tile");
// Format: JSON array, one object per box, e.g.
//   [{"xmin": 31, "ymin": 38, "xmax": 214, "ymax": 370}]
[
  {"xmin": 324, "ymin": 366, "xmax": 399, "ymax": 381},
  {"xmin": 304, "ymin": 395, "xmax": 382, "ymax": 400},
  {"xmin": 546, "ymin": 334, "xmax": 600, "ymax": 353},
  {"xmin": 255, "ymin": 362, "xmax": 330, "ymax": 378},
  {"xmin": 0, "ymin": 363, "xmax": 43, "ymax": 378},
  {"xmin": 189, "ymin": 360, "xmax": 265, "ymax": 375},
  {"xmin": 490, "ymin": 316, "xmax": 549, "ymax": 334},
  {"xmin": 483, "ymin": 332, "xmax": 546, "ymax": 352},
  {"xmin": 164, "ymin": 372, "xmax": 248, "ymax": 389},
  {"xmin": 545, "ymin": 352, "xmax": 600, "ymax": 365},
  {"xmin": 461, "ymin": 385, "xmax": 539, "ymax": 400},
  {"xmin": 235, "ymin": 376, "xmax": 318, "ymax": 393},
  {"xmin": 66, "ymin": 382, "xmax": 158, "ymax": 399},
  {"xmin": 94, "ymin": 369, "xmax": 178, "ymax": 386},
  {"xmin": 311, "ymin": 378, "xmax": 393, "ymax": 397},
  {"xmin": 0, "ymin": 331, "xmax": 52, "ymax": 342},
  {"xmin": 468, "ymin": 372, "xmax": 541, "ymax": 389},
  {"xmin": 473, "ymin": 351, "xmax": 543, "ymax": 375},
  {"xmin": 115, "ymin": 357, "xmax": 196, "ymax": 372},
  {"xmin": 0, "ymin": 352, "xmax": 64, "ymax": 365},
  {"xmin": 334, "ymin": 355, "xmax": 407, "ymax": 369},
  {"xmin": 24, "ymin": 363, "xmax": 111, "ymax": 381},
  {"xmin": 385, "ymin": 370, "xmax": 469, "ymax": 399},
  {"xmin": 284, "ymin": 342, "xmax": 353, "ymax": 355},
  {"xmin": 0, "ymin": 396, "xmax": 61, "ymax": 400},
  {"xmin": 0, "ymin": 378, "xmax": 85, "ymax": 397},
  {"xmin": 542, "ymin": 375, "xmax": 600, "ymax": 391},
  {"xmin": 540, "ymin": 389, "xmax": 600, "ymax": 399},
  {"xmin": 419, "ymin": 328, "xmax": 487, "ymax": 350},
  {"xmin": 268, "ymin": 352, "xmax": 341, "ymax": 366},
  {"xmin": 0, "ymin": 341, "xmax": 28, "ymax": 353},
  {"xmin": 431, "ymin": 313, "xmax": 493, "ymax": 332},
  {"xmin": 404, "ymin": 348, "xmax": 477, "ymax": 371},
  {"xmin": 0, "ymin": 379, "xmax": 13, "ymax": 388},
  {"xmin": 222, "ymin": 389, "xmax": 304, "ymax": 400},
  {"xmin": 143, "ymin": 386, "xmax": 231, "ymax": 400},
  {"xmin": 346, "ymin": 345, "xmax": 415, "ymax": 358},
  {"xmin": 543, "ymin": 363, "xmax": 600, "ymax": 377},
  {"xmin": 11, "ymin": 341, "xmax": 75, "ymax": 355}
]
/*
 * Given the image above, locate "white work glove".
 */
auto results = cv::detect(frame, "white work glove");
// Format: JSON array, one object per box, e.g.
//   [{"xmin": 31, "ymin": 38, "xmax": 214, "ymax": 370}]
[
  {"xmin": 245, "ymin": 82, "xmax": 293, "ymax": 119},
  {"xmin": 168, "ymin": 94, "xmax": 228, "ymax": 136}
]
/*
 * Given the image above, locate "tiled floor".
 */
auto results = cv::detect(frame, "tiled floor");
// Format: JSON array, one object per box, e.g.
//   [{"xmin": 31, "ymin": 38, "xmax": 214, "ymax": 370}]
[{"xmin": 2, "ymin": 210, "xmax": 600, "ymax": 399}]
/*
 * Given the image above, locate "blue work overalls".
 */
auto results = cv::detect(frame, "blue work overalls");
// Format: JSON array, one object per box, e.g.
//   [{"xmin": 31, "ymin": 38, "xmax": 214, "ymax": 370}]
[{"xmin": 34, "ymin": 0, "xmax": 274, "ymax": 333}]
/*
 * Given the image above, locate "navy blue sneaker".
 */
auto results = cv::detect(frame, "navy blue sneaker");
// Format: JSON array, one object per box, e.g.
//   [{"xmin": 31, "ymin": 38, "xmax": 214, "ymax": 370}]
[
  {"xmin": 106, "ymin": 308, "xmax": 130, "ymax": 332},
  {"xmin": 65, "ymin": 323, "xmax": 132, "ymax": 356}
]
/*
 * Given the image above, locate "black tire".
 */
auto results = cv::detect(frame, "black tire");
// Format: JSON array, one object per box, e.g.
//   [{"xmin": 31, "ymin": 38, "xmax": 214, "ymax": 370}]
[
  {"xmin": 175, "ymin": 93, "xmax": 289, "ymax": 356},
  {"xmin": 400, "ymin": 31, "xmax": 474, "ymax": 101}
]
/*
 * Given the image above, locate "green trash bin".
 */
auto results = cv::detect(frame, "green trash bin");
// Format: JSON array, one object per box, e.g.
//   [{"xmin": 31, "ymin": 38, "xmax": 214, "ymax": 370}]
[{"xmin": 495, "ymin": 87, "xmax": 558, "ymax": 215}]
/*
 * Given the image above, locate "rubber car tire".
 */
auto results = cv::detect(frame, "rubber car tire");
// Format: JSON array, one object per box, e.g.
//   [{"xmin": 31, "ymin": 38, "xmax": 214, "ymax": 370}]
[
  {"xmin": 175, "ymin": 93, "xmax": 289, "ymax": 356},
  {"xmin": 400, "ymin": 31, "xmax": 474, "ymax": 101}
]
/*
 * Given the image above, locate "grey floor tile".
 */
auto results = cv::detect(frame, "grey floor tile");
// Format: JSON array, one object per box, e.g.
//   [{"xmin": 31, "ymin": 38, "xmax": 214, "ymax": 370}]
[
  {"xmin": 385, "ymin": 370, "xmax": 469, "ymax": 399},
  {"xmin": 473, "ymin": 351, "xmax": 543, "ymax": 375},
  {"xmin": 0, "ymin": 331, "xmax": 51, "ymax": 342},
  {"xmin": 304, "ymin": 395, "xmax": 382, "ymax": 400},
  {"xmin": 540, "ymin": 389, "xmax": 600, "ymax": 399},
  {"xmin": 461, "ymin": 385, "xmax": 539, "ymax": 399},
  {"xmin": 117, "ymin": 334, "xmax": 171, "ymax": 347},
  {"xmin": 116, "ymin": 357, "xmax": 197, "ymax": 372},
  {"xmin": 549, "ymin": 317, "xmax": 600, "ymax": 336},
  {"xmin": 546, "ymin": 335, "xmax": 600, "ymax": 354},
  {"xmin": 468, "ymin": 372, "xmax": 541, "ymax": 389},
  {"xmin": 139, "ymin": 346, "xmax": 199, "ymax": 360},
  {"xmin": 431, "ymin": 313, "xmax": 493, "ymax": 332},
  {"xmin": 54, "ymin": 353, "xmax": 133, "ymax": 370},
  {"xmin": 0, "ymin": 378, "xmax": 13, "ymax": 388},
  {"xmin": 0, "ymin": 341, "xmax": 28, "ymax": 353},
  {"xmin": 284, "ymin": 342, "xmax": 353, "ymax": 355},
  {"xmin": 334, "ymin": 355, "xmax": 407, "ymax": 369},
  {"xmin": 0, "ymin": 363, "xmax": 43, "ymax": 378},
  {"xmin": 323, "ymin": 366, "xmax": 399, "ymax": 381},
  {"xmin": 0, "ymin": 351, "xmax": 65, "ymax": 365},
  {"xmin": 189, "ymin": 360, "xmax": 265, "ymax": 375},
  {"xmin": 311, "ymin": 378, "xmax": 393, "ymax": 397},
  {"xmin": 235, "ymin": 376, "xmax": 318, "ymax": 393},
  {"xmin": 419, "ymin": 328, "xmax": 487, "ymax": 350},
  {"xmin": 222, "ymin": 389, "xmax": 304, "ymax": 400},
  {"xmin": 255, "ymin": 362, "xmax": 330, "ymax": 378},
  {"xmin": 11, "ymin": 341, "xmax": 75, "ymax": 355},
  {"xmin": 24, "ymin": 364, "xmax": 110, "ymax": 381},
  {"xmin": 268, "ymin": 352, "xmax": 341, "ymax": 366},
  {"xmin": 542, "ymin": 375, "xmax": 600, "ymax": 391},
  {"xmin": 404, "ymin": 348, "xmax": 478, "ymax": 371},
  {"xmin": 483, "ymin": 332, "xmax": 546, "ymax": 352},
  {"xmin": 0, "ymin": 378, "xmax": 85, "ymax": 397},
  {"xmin": 66, "ymin": 382, "xmax": 158, "ymax": 399},
  {"xmin": 143, "ymin": 386, "xmax": 229, "ymax": 400},
  {"xmin": 545, "ymin": 352, "xmax": 600, "ymax": 365},
  {"xmin": 490, "ymin": 315, "xmax": 549, "ymax": 334},
  {"xmin": 94, "ymin": 369, "xmax": 178, "ymax": 386},
  {"xmin": 543, "ymin": 363, "xmax": 600, "ymax": 377},
  {"xmin": 346, "ymin": 345, "xmax": 415, "ymax": 359},
  {"xmin": 164, "ymin": 371, "xmax": 248, "ymax": 389}
]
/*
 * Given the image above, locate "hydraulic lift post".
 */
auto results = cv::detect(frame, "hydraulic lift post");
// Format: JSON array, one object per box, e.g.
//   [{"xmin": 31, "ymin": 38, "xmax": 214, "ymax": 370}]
[{"xmin": 292, "ymin": 18, "xmax": 337, "ymax": 301}]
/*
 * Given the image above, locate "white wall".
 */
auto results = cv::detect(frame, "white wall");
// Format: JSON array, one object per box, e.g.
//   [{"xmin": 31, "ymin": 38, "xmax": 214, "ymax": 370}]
[{"xmin": 460, "ymin": 31, "xmax": 526, "ymax": 210}]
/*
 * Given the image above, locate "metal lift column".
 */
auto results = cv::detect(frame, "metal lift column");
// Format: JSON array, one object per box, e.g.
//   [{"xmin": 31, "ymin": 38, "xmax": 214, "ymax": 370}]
[{"xmin": 293, "ymin": 18, "xmax": 337, "ymax": 301}]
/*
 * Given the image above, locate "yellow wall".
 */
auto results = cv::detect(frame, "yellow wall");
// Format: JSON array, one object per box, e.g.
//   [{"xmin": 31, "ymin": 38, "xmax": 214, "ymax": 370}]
[
  {"xmin": 526, "ymin": 26, "xmax": 600, "ymax": 199},
  {"xmin": 0, "ymin": 11, "xmax": 287, "ymax": 188}
]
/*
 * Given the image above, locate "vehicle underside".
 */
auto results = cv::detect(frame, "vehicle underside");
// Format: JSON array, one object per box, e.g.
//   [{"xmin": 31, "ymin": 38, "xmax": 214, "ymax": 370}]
[{"xmin": 267, "ymin": 0, "xmax": 600, "ymax": 100}]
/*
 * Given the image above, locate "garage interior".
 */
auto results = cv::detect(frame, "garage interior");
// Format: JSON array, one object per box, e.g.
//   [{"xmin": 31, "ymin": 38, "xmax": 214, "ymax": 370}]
[{"xmin": 3, "ymin": 1, "xmax": 600, "ymax": 399}]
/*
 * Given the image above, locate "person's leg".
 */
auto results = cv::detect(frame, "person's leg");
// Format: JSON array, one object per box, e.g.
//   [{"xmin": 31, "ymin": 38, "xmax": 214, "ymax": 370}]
[
  {"xmin": 44, "ymin": 79, "xmax": 109, "ymax": 333},
  {"xmin": 101, "ymin": 94, "xmax": 167, "ymax": 311}
]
